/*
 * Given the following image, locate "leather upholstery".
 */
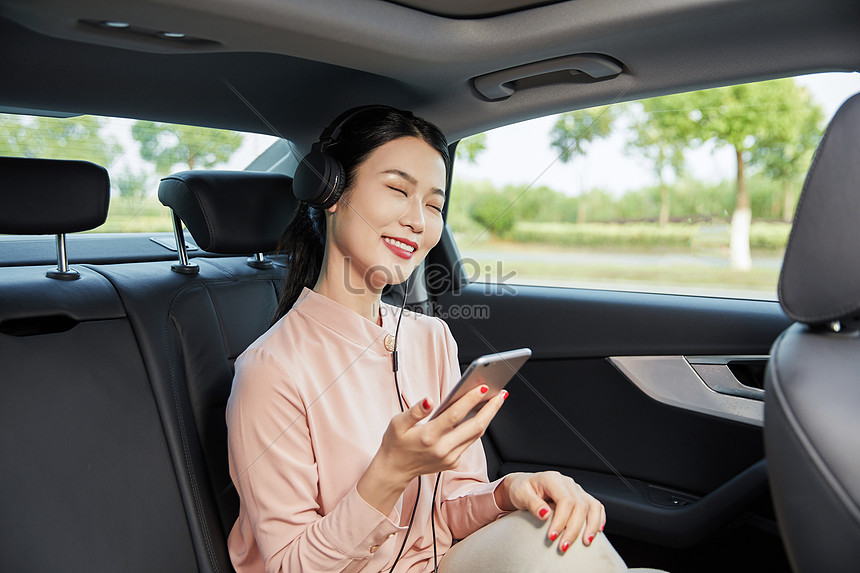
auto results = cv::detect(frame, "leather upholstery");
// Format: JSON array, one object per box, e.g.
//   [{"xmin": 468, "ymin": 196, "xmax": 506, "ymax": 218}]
[
  {"xmin": 158, "ymin": 170, "xmax": 296, "ymax": 254},
  {"xmin": 96, "ymin": 258, "xmax": 283, "ymax": 573},
  {"xmin": 1, "ymin": 158, "xmax": 293, "ymax": 572},
  {"xmin": 765, "ymin": 92, "xmax": 860, "ymax": 572},
  {"xmin": 766, "ymin": 324, "xmax": 860, "ymax": 572},
  {"xmin": 0, "ymin": 163, "xmax": 364, "ymax": 572},
  {"xmin": 0, "ymin": 157, "xmax": 109, "ymax": 234},
  {"xmin": 778, "ymin": 93, "xmax": 860, "ymax": 324},
  {"xmin": 0, "ymin": 266, "xmax": 198, "ymax": 572}
]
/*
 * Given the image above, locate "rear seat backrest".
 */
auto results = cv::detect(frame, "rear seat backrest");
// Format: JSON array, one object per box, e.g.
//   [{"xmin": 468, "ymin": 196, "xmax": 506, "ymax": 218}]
[
  {"xmin": 92, "ymin": 170, "xmax": 295, "ymax": 572},
  {"xmin": 0, "ymin": 158, "xmax": 199, "ymax": 572}
]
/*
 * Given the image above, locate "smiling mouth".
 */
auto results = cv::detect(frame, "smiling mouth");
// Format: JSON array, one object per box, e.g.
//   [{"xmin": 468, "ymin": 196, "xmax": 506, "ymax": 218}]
[{"xmin": 382, "ymin": 236, "xmax": 416, "ymax": 253}]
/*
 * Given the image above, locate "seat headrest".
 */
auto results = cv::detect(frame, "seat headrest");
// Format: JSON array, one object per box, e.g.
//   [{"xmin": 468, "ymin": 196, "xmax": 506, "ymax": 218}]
[
  {"xmin": 778, "ymin": 92, "xmax": 860, "ymax": 325},
  {"xmin": 158, "ymin": 170, "xmax": 296, "ymax": 254},
  {"xmin": 0, "ymin": 157, "xmax": 110, "ymax": 234}
]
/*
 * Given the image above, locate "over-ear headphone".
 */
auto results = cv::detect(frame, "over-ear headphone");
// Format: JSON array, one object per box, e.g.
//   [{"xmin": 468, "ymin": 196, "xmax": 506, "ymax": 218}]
[{"xmin": 292, "ymin": 105, "xmax": 395, "ymax": 209}]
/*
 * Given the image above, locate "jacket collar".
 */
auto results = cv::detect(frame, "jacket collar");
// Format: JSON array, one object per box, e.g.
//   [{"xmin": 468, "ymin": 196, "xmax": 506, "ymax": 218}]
[{"xmin": 293, "ymin": 286, "xmax": 401, "ymax": 357}]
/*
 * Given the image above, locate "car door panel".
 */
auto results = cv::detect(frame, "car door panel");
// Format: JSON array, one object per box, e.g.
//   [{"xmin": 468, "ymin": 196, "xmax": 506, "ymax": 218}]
[{"xmin": 434, "ymin": 280, "xmax": 791, "ymax": 558}]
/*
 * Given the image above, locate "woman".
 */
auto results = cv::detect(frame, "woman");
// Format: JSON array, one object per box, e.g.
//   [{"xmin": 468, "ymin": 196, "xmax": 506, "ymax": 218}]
[{"xmin": 226, "ymin": 106, "xmax": 650, "ymax": 572}]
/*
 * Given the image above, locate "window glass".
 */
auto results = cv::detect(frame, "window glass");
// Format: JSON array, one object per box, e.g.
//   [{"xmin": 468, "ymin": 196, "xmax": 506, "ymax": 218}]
[
  {"xmin": 0, "ymin": 113, "xmax": 280, "ymax": 233},
  {"xmin": 450, "ymin": 72, "xmax": 860, "ymax": 300}
]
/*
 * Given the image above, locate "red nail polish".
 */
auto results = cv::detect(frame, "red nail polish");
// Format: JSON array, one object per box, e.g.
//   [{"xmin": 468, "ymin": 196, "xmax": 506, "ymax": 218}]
[
  {"xmin": 587, "ymin": 535, "xmax": 594, "ymax": 545},
  {"xmin": 502, "ymin": 390, "xmax": 509, "ymax": 400},
  {"xmin": 600, "ymin": 523, "xmax": 605, "ymax": 532},
  {"xmin": 480, "ymin": 385, "xmax": 488, "ymax": 394},
  {"xmin": 560, "ymin": 541, "xmax": 570, "ymax": 553},
  {"xmin": 538, "ymin": 507, "xmax": 549, "ymax": 519},
  {"xmin": 422, "ymin": 398, "xmax": 431, "ymax": 410},
  {"xmin": 548, "ymin": 531, "xmax": 558, "ymax": 541}
]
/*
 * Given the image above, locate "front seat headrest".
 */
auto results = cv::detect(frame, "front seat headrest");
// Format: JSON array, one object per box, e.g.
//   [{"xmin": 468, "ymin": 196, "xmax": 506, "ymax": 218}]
[
  {"xmin": 158, "ymin": 170, "xmax": 296, "ymax": 255},
  {"xmin": 0, "ymin": 157, "xmax": 110, "ymax": 234},
  {"xmin": 778, "ymin": 92, "xmax": 860, "ymax": 325}
]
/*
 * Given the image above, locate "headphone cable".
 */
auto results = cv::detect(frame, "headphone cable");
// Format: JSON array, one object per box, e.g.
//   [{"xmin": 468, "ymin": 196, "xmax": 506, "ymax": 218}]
[
  {"xmin": 431, "ymin": 472, "xmax": 442, "ymax": 572},
  {"xmin": 388, "ymin": 278, "xmax": 422, "ymax": 572}
]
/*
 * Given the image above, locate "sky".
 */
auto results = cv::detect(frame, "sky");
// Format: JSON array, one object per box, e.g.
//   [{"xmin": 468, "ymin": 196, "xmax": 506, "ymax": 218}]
[{"xmin": 453, "ymin": 72, "xmax": 860, "ymax": 197}]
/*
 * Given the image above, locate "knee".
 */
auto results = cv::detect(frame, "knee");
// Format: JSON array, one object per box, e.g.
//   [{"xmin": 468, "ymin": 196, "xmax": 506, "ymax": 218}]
[{"xmin": 440, "ymin": 510, "xmax": 628, "ymax": 573}]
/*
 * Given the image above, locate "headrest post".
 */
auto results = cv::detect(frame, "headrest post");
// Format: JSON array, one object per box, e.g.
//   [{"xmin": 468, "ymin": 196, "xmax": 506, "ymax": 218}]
[
  {"xmin": 170, "ymin": 211, "xmax": 199, "ymax": 275},
  {"xmin": 247, "ymin": 252, "xmax": 273, "ymax": 270},
  {"xmin": 45, "ymin": 233, "xmax": 80, "ymax": 281}
]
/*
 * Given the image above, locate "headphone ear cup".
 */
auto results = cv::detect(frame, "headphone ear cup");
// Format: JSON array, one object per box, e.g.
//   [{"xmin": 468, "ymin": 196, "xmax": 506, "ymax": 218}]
[{"xmin": 293, "ymin": 150, "xmax": 345, "ymax": 209}]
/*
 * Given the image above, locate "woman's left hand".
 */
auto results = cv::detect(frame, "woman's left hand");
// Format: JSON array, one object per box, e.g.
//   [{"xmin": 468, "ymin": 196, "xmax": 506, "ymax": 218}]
[{"xmin": 494, "ymin": 471, "xmax": 606, "ymax": 553}]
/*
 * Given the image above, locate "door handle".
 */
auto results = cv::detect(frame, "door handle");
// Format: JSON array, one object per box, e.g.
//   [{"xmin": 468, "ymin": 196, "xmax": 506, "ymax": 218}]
[{"xmin": 686, "ymin": 356, "xmax": 767, "ymax": 401}]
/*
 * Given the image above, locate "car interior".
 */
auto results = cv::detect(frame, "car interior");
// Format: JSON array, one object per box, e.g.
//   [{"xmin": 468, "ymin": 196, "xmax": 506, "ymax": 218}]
[{"xmin": 1, "ymin": 0, "xmax": 859, "ymax": 572}]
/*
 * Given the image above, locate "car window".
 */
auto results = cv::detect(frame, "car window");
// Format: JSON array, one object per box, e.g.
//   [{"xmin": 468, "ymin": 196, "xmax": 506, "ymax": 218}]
[
  {"xmin": 449, "ymin": 72, "xmax": 860, "ymax": 300},
  {"xmin": 0, "ymin": 113, "xmax": 280, "ymax": 233}
]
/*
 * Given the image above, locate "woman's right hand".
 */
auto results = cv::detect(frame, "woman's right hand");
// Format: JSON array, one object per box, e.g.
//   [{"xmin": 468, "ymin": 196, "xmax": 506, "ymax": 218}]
[{"xmin": 356, "ymin": 385, "xmax": 508, "ymax": 514}]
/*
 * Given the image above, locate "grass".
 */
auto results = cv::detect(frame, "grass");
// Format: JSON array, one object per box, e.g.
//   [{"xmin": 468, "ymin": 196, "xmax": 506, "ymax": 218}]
[
  {"xmin": 477, "ymin": 257, "xmax": 779, "ymax": 287},
  {"xmin": 453, "ymin": 220, "xmax": 790, "ymax": 251},
  {"xmin": 456, "ymin": 230, "xmax": 784, "ymax": 299}
]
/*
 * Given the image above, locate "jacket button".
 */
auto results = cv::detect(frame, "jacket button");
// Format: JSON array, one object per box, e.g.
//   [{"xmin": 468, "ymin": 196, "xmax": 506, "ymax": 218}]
[{"xmin": 384, "ymin": 333, "xmax": 396, "ymax": 352}]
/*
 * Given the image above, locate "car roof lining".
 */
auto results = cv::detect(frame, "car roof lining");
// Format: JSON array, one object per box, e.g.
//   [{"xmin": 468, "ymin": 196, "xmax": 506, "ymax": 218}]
[{"xmin": 0, "ymin": 0, "xmax": 858, "ymax": 147}]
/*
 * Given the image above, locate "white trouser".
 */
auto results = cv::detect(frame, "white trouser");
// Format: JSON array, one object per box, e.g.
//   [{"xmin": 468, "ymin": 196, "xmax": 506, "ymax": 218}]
[{"xmin": 438, "ymin": 510, "xmax": 667, "ymax": 573}]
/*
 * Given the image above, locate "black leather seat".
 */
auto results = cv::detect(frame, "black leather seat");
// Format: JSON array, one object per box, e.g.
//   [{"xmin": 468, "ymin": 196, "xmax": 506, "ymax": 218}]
[
  {"xmin": 93, "ymin": 169, "xmax": 296, "ymax": 573},
  {"xmin": 0, "ymin": 158, "xmax": 199, "ymax": 572},
  {"xmin": 764, "ymin": 93, "xmax": 860, "ymax": 572}
]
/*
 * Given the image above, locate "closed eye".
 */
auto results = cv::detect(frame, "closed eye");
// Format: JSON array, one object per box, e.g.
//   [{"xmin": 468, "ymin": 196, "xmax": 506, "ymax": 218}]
[{"xmin": 389, "ymin": 185, "xmax": 443, "ymax": 213}]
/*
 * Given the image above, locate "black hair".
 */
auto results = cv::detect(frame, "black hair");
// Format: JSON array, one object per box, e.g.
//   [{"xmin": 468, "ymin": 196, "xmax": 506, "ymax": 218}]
[{"xmin": 273, "ymin": 106, "xmax": 450, "ymax": 323}]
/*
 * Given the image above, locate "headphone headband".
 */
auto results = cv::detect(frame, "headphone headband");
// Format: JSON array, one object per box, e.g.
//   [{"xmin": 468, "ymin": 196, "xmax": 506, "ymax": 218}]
[
  {"xmin": 317, "ymin": 105, "xmax": 396, "ymax": 150},
  {"xmin": 293, "ymin": 104, "xmax": 399, "ymax": 209}
]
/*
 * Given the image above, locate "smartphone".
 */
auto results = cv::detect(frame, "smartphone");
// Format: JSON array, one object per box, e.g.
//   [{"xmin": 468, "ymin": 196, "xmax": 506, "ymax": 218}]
[{"xmin": 428, "ymin": 347, "xmax": 532, "ymax": 424}]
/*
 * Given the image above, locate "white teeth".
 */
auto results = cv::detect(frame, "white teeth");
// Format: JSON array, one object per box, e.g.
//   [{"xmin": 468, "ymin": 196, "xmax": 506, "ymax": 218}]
[{"xmin": 384, "ymin": 237, "xmax": 415, "ymax": 252}]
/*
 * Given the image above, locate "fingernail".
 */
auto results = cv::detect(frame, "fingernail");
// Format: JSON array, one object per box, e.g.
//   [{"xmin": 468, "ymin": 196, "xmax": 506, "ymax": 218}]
[
  {"xmin": 600, "ymin": 523, "xmax": 605, "ymax": 532},
  {"xmin": 587, "ymin": 535, "xmax": 594, "ymax": 545},
  {"xmin": 422, "ymin": 398, "xmax": 431, "ymax": 410},
  {"xmin": 480, "ymin": 385, "xmax": 489, "ymax": 394},
  {"xmin": 501, "ymin": 390, "xmax": 509, "ymax": 400},
  {"xmin": 538, "ymin": 507, "xmax": 549, "ymax": 519},
  {"xmin": 548, "ymin": 531, "xmax": 558, "ymax": 541},
  {"xmin": 560, "ymin": 541, "xmax": 570, "ymax": 553}
]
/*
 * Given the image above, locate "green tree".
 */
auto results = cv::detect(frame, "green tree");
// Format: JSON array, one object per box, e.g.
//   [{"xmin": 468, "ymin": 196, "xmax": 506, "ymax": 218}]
[
  {"xmin": 549, "ymin": 106, "xmax": 615, "ymax": 222},
  {"xmin": 642, "ymin": 79, "xmax": 823, "ymax": 269},
  {"xmin": 455, "ymin": 133, "xmax": 487, "ymax": 163},
  {"xmin": 625, "ymin": 99, "xmax": 688, "ymax": 226},
  {"xmin": 469, "ymin": 191, "xmax": 515, "ymax": 236},
  {"xmin": 114, "ymin": 168, "xmax": 153, "ymax": 200},
  {"xmin": 503, "ymin": 183, "xmax": 578, "ymax": 223},
  {"xmin": 0, "ymin": 113, "xmax": 121, "ymax": 167},
  {"xmin": 750, "ymin": 90, "xmax": 823, "ymax": 221},
  {"xmin": 131, "ymin": 121, "xmax": 244, "ymax": 174}
]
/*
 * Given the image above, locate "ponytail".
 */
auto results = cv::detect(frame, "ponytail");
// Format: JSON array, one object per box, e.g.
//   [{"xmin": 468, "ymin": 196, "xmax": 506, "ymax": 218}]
[{"xmin": 273, "ymin": 201, "xmax": 327, "ymax": 323}]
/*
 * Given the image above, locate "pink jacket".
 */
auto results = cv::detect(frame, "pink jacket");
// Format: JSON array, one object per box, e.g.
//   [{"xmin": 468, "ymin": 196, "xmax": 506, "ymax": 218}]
[{"xmin": 226, "ymin": 286, "xmax": 507, "ymax": 572}]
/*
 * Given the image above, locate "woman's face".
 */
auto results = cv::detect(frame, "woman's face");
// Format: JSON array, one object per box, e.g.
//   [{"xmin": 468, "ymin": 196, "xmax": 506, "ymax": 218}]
[{"xmin": 326, "ymin": 136, "xmax": 447, "ymax": 293}]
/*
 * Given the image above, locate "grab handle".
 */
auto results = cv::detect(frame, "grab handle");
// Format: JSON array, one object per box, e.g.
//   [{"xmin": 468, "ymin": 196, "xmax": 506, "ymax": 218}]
[{"xmin": 473, "ymin": 54, "xmax": 622, "ymax": 101}]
